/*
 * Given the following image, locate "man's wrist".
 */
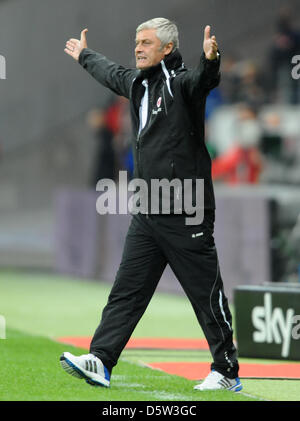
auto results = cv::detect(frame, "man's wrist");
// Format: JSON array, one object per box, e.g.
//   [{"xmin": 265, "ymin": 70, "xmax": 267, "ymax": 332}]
[
  {"xmin": 78, "ymin": 48, "xmax": 87, "ymax": 64},
  {"xmin": 205, "ymin": 51, "xmax": 220, "ymax": 61}
]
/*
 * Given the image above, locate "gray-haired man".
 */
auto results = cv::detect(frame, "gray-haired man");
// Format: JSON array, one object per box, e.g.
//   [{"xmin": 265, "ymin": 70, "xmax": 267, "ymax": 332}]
[{"xmin": 60, "ymin": 18, "xmax": 242, "ymax": 392}]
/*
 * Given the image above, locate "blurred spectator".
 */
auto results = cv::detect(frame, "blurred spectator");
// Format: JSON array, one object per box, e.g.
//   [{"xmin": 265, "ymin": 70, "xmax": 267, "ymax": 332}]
[
  {"xmin": 211, "ymin": 103, "xmax": 263, "ymax": 184},
  {"xmin": 269, "ymin": 6, "xmax": 300, "ymax": 104},
  {"xmin": 205, "ymin": 56, "xmax": 225, "ymax": 119},
  {"xmin": 235, "ymin": 61, "xmax": 267, "ymax": 107},
  {"xmin": 113, "ymin": 97, "xmax": 133, "ymax": 179},
  {"xmin": 220, "ymin": 55, "xmax": 266, "ymax": 106},
  {"xmin": 220, "ymin": 53, "xmax": 241, "ymax": 104},
  {"xmin": 289, "ymin": 213, "xmax": 300, "ymax": 281},
  {"xmin": 260, "ymin": 111, "xmax": 283, "ymax": 161},
  {"xmin": 205, "ymin": 86, "xmax": 224, "ymax": 120},
  {"xmin": 87, "ymin": 96, "xmax": 131, "ymax": 187},
  {"xmin": 280, "ymin": 212, "xmax": 300, "ymax": 282}
]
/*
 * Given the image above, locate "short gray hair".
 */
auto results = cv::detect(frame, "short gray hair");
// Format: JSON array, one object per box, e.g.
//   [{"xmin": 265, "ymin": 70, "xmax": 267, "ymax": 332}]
[{"xmin": 136, "ymin": 17, "xmax": 179, "ymax": 51}]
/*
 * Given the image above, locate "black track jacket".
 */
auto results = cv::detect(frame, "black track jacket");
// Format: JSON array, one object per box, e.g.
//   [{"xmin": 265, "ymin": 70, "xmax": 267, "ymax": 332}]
[{"xmin": 79, "ymin": 47, "xmax": 220, "ymax": 212}]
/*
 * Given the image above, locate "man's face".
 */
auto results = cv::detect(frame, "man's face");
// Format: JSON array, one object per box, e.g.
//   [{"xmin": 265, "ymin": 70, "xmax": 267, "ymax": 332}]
[{"xmin": 135, "ymin": 28, "xmax": 173, "ymax": 70}]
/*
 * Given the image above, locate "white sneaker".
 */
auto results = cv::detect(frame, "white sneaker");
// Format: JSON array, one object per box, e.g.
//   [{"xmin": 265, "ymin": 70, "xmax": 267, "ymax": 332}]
[
  {"xmin": 194, "ymin": 370, "xmax": 242, "ymax": 392},
  {"xmin": 60, "ymin": 352, "xmax": 110, "ymax": 387}
]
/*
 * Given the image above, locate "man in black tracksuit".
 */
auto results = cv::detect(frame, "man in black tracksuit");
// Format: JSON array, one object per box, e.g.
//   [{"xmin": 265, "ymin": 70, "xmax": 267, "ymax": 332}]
[{"xmin": 61, "ymin": 18, "xmax": 241, "ymax": 392}]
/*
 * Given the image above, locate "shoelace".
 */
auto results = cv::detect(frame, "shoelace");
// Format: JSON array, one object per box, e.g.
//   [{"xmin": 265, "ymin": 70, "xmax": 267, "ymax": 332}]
[
  {"xmin": 201, "ymin": 371, "xmax": 223, "ymax": 386},
  {"xmin": 206, "ymin": 371, "xmax": 217, "ymax": 379},
  {"xmin": 80, "ymin": 353, "xmax": 98, "ymax": 361}
]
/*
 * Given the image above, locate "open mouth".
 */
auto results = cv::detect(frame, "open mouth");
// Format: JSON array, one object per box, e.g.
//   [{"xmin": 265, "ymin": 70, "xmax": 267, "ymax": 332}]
[{"xmin": 137, "ymin": 57, "xmax": 147, "ymax": 62}]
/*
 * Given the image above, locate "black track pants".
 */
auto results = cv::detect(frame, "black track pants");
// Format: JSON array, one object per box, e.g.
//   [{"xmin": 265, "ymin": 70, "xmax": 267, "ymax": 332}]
[{"xmin": 90, "ymin": 211, "xmax": 239, "ymax": 379}]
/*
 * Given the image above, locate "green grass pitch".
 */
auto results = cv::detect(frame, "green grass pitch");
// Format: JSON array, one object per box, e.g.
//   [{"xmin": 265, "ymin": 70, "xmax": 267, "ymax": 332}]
[
  {"xmin": 1, "ymin": 328, "xmax": 256, "ymax": 401},
  {"xmin": 0, "ymin": 269, "xmax": 299, "ymax": 401}
]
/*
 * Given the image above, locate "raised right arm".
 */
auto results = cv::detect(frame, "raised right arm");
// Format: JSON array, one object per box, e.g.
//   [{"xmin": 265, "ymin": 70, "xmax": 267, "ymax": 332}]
[
  {"xmin": 78, "ymin": 48, "xmax": 137, "ymax": 99},
  {"xmin": 65, "ymin": 29, "xmax": 137, "ymax": 99}
]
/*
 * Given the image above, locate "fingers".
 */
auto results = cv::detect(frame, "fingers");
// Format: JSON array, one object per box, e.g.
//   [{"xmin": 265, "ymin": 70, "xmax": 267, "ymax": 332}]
[
  {"xmin": 80, "ymin": 28, "xmax": 88, "ymax": 41},
  {"xmin": 204, "ymin": 27, "xmax": 218, "ymax": 44},
  {"xmin": 64, "ymin": 28, "xmax": 88, "ymax": 60},
  {"xmin": 203, "ymin": 25, "xmax": 219, "ymax": 59},
  {"xmin": 64, "ymin": 47, "xmax": 77, "ymax": 59},
  {"xmin": 204, "ymin": 26, "xmax": 218, "ymax": 47},
  {"xmin": 212, "ymin": 39, "xmax": 218, "ymax": 49},
  {"xmin": 64, "ymin": 39, "xmax": 78, "ymax": 60},
  {"xmin": 64, "ymin": 48, "xmax": 73, "ymax": 57},
  {"xmin": 66, "ymin": 40, "xmax": 77, "ymax": 50},
  {"xmin": 204, "ymin": 25, "xmax": 211, "ymax": 40}
]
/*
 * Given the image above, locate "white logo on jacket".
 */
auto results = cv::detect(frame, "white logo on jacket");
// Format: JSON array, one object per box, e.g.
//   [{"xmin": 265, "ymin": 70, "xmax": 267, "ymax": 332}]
[
  {"xmin": 151, "ymin": 97, "xmax": 163, "ymax": 115},
  {"xmin": 152, "ymin": 107, "xmax": 162, "ymax": 115}
]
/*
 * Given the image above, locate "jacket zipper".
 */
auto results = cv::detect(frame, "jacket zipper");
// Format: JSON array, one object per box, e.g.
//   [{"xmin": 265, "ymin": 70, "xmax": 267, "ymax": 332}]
[
  {"xmin": 136, "ymin": 133, "xmax": 142, "ymax": 177},
  {"xmin": 171, "ymin": 160, "xmax": 175, "ymax": 178},
  {"xmin": 136, "ymin": 84, "xmax": 153, "ymax": 177},
  {"xmin": 162, "ymin": 83, "xmax": 168, "ymax": 115}
]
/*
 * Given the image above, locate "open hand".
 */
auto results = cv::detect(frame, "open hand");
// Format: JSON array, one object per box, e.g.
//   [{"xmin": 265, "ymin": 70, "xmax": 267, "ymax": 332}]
[
  {"xmin": 64, "ymin": 28, "xmax": 88, "ymax": 61},
  {"xmin": 203, "ymin": 25, "xmax": 218, "ymax": 60}
]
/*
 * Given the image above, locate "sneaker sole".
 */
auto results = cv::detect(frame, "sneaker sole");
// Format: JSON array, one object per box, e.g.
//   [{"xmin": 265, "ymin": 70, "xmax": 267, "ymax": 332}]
[
  {"xmin": 229, "ymin": 382, "xmax": 243, "ymax": 392},
  {"xmin": 194, "ymin": 382, "xmax": 243, "ymax": 392},
  {"xmin": 60, "ymin": 354, "xmax": 110, "ymax": 388}
]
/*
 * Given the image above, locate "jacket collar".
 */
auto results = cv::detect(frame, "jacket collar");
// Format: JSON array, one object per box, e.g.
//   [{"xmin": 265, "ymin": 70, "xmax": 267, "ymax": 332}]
[{"xmin": 136, "ymin": 49, "xmax": 184, "ymax": 82}]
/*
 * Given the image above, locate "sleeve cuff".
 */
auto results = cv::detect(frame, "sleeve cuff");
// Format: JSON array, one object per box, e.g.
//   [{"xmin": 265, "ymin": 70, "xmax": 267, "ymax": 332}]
[
  {"xmin": 78, "ymin": 48, "xmax": 88, "ymax": 65},
  {"xmin": 202, "ymin": 50, "xmax": 220, "ymax": 64}
]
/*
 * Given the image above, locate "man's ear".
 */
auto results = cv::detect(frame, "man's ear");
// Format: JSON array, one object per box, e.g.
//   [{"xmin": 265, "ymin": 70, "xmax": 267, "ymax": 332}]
[{"xmin": 164, "ymin": 42, "xmax": 174, "ymax": 55}]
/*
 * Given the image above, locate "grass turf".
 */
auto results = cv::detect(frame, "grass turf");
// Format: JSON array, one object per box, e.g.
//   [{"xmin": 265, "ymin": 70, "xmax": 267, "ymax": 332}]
[
  {"xmin": 0, "ymin": 269, "xmax": 299, "ymax": 401},
  {"xmin": 0, "ymin": 328, "xmax": 256, "ymax": 401},
  {"xmin": 0, "ymin": 269, "xmax": 206, "ymax": 338}
]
